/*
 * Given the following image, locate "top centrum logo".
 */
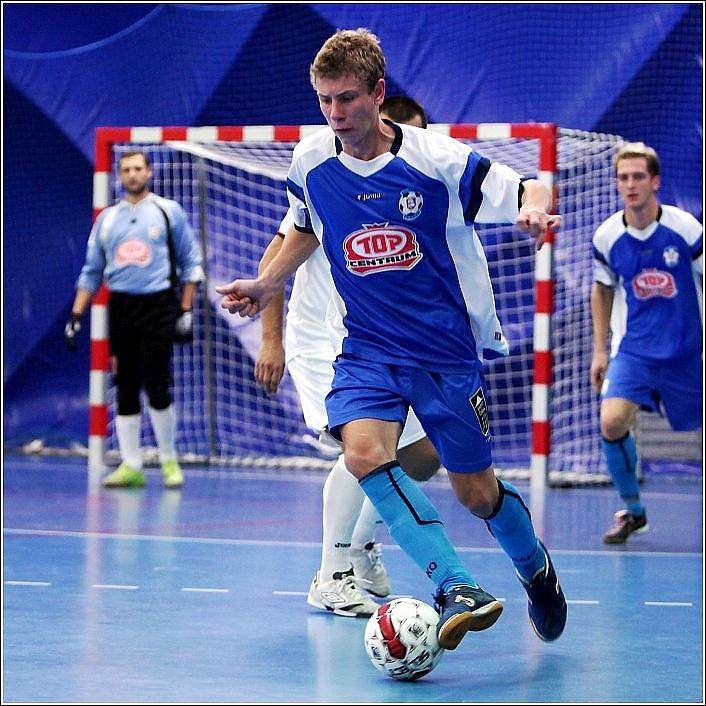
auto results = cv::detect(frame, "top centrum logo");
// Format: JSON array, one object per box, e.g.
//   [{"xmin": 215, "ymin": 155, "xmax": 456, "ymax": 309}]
[{"xmin": 343, "ymin": 223, "xmax": 423, "ymax": 277}]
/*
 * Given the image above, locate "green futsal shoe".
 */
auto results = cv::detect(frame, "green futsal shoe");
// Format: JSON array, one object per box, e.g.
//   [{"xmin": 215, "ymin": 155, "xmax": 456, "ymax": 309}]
[
  {"xmin": 102, "ymin": 463, "xmax": 145, "ymax": 488},
  {"xmin": 161, "ymin": 459, "xmax": 184, "ymax": 489}
]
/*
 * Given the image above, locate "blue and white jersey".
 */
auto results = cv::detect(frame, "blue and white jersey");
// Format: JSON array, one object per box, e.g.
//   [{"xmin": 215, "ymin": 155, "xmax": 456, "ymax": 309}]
[
  {"xmin": 593, "ymin": 205, "xmax": 703, "ymax": 360},
  {"xmin": 77, "ymin": 194, "xmax": 203, "ymax": 295},
  {"xmin": 286, "ymin": 122, "xmax": 521, "ymax": 372}
]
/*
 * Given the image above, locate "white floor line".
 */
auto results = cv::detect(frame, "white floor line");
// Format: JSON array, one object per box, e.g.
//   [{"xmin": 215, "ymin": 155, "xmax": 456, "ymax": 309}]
[
  {"xmin": 181, "ymin": 587, "xmax": 229, "ymax": 593},
  {"xmin": 644, "ymin": 601, "xmax": 693, "ymax": 607},
  {"xmin": 566, "ymin": 599, "xmax": 600, "ymax": 604},
  {"xmin": 4, "ymin": 527, "xmax": 701, "ymax": 559},
  {"xmin": 92, "ymin": 584, "xmax": 139, "ymax": 590},
  {"xmin": 4, "ymin": 580, "xmax": 52, "ymax": 587}
]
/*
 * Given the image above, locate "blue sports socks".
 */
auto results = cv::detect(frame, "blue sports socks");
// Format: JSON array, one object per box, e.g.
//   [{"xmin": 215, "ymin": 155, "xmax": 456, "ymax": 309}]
[
  {"xmin": 601, "ymin": 433, "xmax": 644, "ymax": 516},
  {"xmin": 485, "ymin": 479, "xmax": 545, "ymax": 581},
  {"xmin": 359, "ymin": 461, "xmax": 477, "ymax": 593}
]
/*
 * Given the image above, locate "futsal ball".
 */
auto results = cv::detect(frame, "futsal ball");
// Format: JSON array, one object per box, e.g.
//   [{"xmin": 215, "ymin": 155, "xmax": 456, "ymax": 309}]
[{"xmin": 364, "ymin": 598, "xmax": 444, "ymax": 681}]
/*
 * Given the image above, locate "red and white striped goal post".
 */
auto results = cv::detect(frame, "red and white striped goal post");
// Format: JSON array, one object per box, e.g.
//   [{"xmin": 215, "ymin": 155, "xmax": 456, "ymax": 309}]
[{"xmin": 90, "ymin": 123, "xmax": 557, "ymax": 486}]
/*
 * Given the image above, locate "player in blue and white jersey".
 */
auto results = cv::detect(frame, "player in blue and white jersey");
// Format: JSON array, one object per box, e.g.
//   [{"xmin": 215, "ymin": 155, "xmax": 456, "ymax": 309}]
[
  {"xmin": 590, "ymin": 142, "xmax": 703, "ymax": 544},
  {"xmin": 255, "ymin": 98, "xmax": 441, "ymax": 618},
  {"xmin": 66, "ymin": 151, "xmax": 203, "ymax": 489},
  {"xmin": 218, "ymin": 29, "xmax": 567, "ymax": 649}
]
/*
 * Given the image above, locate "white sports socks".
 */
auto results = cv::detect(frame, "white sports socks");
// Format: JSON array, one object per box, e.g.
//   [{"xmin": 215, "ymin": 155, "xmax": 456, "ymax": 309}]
[{"xmin": 115, "ymin": 413, "xmax": 142, "ymax": 469}]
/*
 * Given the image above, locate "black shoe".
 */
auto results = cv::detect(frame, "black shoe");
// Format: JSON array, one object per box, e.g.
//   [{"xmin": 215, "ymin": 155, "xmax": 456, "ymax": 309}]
[
  {"xmin": 603, "ymin": 510, "xmax": 648, "ymax": 544},
  {"xmin": 518, "ymin": 540, "xmax": 567, "ymax": 642},
  {"xmin": 434, "ymin": 584, "xmax": 503, "ymax": 650}
]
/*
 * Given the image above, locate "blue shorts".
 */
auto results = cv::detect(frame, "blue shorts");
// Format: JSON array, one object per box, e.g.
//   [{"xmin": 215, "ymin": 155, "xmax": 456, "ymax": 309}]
[
  {"xmin": 602, "ymin": 351, "xmax": 703, "ymax": 431},
  {"xmin": 325, "ymin": 356, "xmax": 493, "ymax": 473}
]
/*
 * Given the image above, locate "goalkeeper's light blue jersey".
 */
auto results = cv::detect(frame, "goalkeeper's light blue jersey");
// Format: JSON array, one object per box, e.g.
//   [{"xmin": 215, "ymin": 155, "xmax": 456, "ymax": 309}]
[
  {"xmin": 77, "ymin": 194, "xmax": 203, "ymax": 295},
  {"xmin": 593, "ymin": 205, "xmax": 703, "ymax": 361},
  {"xmin": 286, "ymin": 121, "xmax": 523, "ymax": 373}
]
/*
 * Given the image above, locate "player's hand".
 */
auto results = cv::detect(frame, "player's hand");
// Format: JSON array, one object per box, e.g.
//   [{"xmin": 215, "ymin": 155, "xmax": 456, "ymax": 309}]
[
  {"xmin": 216, "ymin": 278, "xmax": 271, "ymax": 318},
  {"xmin": 590, "ymin": 351, "xmax": 609, "ymax": 393},
  {"xmin": 516, "ymin": 208, "xmax": 562, "ymax": 250},
  {"xmin": 174, "ymin": 309, "xmax": 194, "ymax": 343},
  {"xmin": 64, "ymin": 314, "xmax": 82, "ymax": 351},
  {"xmin": 255, "ymin": 341, "xmax": 286, "ymax": 394}
]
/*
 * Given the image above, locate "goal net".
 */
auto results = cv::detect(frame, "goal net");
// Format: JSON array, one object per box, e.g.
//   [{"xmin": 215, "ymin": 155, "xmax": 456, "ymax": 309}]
[{"xmin": 92, "ymin": 125, "xmax": 701, "ymax": 484}]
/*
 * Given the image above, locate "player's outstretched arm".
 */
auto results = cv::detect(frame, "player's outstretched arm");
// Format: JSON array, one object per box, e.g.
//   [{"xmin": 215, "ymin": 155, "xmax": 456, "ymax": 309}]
[
  {"xmin": 216, "ymin": 228, "xmax": 319, "ymax": 318},
  {"xmin": 255, "ymin": 232, "xmax": 287, "ymax": 394},
  {"xmin": 515, "ymin": 179, "xmax": 562, "ymax": 249}
]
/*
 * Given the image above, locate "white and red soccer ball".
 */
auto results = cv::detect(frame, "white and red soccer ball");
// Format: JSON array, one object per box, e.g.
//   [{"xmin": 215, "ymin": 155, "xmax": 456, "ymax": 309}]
[{"xmin": 364, "ymin": 598, "xmax": 444, "ymax": 681}]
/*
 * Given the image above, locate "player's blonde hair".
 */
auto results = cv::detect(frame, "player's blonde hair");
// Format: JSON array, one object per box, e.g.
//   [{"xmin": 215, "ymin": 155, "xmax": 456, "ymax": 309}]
[
  {"xmin": 310, "ymin": 28, "xmax": 385, "ymax": 92},
  {"xmin": 614, "ymin": 142, "xmax": 660, "ymax": 177}
]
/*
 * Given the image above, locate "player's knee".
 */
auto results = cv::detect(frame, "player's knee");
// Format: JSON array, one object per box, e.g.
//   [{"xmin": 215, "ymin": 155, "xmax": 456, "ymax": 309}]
[
  {"xmin": 600, "ymin": 413, "xmax": 631, "ymax": 441},
  {"xmin": 344, "ymin": 446, "xmax": 393, "ymax": 480},
  {"xmin": 451, "ymin": 472, "xmax": 499, "ymax": 518}
]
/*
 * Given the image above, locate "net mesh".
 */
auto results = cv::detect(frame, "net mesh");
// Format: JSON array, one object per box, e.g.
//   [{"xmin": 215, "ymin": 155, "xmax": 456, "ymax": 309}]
[{"xmin": 104, "ymin": 128, "xmax": 701, "ymax": 479}]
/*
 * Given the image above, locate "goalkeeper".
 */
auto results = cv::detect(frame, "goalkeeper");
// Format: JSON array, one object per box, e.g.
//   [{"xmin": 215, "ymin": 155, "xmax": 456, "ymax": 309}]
[
  {"xmin": 66, "ymin": 150, "xmax": 203, "ymax": 489},
  {"xmin": 255, "ymin": 96, "xmax": 440, "ymax": 618}
]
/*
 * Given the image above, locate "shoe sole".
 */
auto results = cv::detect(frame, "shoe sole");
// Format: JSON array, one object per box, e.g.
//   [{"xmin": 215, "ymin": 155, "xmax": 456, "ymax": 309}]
[
  {"xmin": 102, "ymin": 479, "xmax": 145, "ymax": 488},
  {"xmin": 603, "ymin": 523, "xmax": 649, "ymax": 544},
  {"xmin": 438, "ymin": 600, "xmax": 503, "ymax": 650},
  {"xmin": 306, "ymin": 593, "xmax": 374, "ymax": 618}
]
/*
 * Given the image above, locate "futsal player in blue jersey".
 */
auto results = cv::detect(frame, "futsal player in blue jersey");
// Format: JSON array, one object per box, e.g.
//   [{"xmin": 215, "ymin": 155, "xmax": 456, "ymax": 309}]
[
  {"xmin": 255, "ymin": 97, "xmax": 438, "ymax": 618},
  {"xmin": 66, "ymin": 151, "xmax": 203, "ymax": 489},
  {"xmin": 218, "ymin": 29, "xmax": 567, "ymax": 649},
  {"xmin": 590, "ymin": 142, "xmax": 703, "ymax": 544}
]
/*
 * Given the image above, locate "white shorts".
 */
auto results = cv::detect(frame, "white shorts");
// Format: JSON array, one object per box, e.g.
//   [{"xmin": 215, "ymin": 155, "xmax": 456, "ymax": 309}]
[{"xmin": 287, "ymin": 354, "xmax": 427, "ymax": 450}]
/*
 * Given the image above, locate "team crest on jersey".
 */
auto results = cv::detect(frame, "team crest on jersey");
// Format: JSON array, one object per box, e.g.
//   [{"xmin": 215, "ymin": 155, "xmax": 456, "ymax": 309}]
[
  {"xmin": 398, "ymin": 189, "xmax": 424, "ymax": 221},
  {"xmin": 148, "ymin": 224, "xmax": 163, "ymax": 240},
  {"xmin": 632, "ymin": 268, "xmax": 677, "ymax": 299},
  {"xmin": 662, "ymin": 246, "xmax": 680, "ymax": 267},
  {"xmin": 343, "ymin": 223, "xmax": 423, "ymax": 276},
  {"xmin": 469, "ymin": 387, "xmax": 490, "ymax": 437}
]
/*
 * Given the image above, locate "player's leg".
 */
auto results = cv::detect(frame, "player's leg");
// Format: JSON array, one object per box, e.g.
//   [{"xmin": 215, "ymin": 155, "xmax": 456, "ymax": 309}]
[
  {"xmin": 350, "ymin": 411, "xmax": 440, "ymax": 597},
  {"xmin": 408, "ymin": 366, "xmax": 566, "ymax": 642},
  {"xmin": 448, "ymin": 469, "xmax": 566, "ymax": 641},
  {"xmin": 287, "ymin": 354, "xmax": 378, "ymax": 616},
  {"xmin": 103, "ymin": 294, "xmax": 145, "ymax": 488},
  {"xmin": 306, "ymin": 450, "xmax": 380, "ymax": 617},
  {"xmin": 599, "ymin": 353, "xmax": 652, "ymax": 543},
  {"xmin": 329, "ymin": 358, "xmax": 501, "ymax": 649},
  {"xmin": 142, "ymin": 291, "xmax": 182, "ymax": 489}
]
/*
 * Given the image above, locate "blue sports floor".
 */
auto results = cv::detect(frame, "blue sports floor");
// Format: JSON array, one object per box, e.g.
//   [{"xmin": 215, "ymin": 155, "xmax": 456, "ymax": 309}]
[{"xmin": 3, "ymin": 455, "xmax": 703, "ymax": 703}]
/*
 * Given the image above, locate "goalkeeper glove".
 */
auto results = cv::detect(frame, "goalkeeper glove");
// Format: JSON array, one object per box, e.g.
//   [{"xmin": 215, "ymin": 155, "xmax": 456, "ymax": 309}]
[
  {"xmin": 64, "ymin": 313, "xmax": 82, "ymax": 351},
  {"xmin": 174, "ymin": 309, "xmax": 194, "ymax": 343}
]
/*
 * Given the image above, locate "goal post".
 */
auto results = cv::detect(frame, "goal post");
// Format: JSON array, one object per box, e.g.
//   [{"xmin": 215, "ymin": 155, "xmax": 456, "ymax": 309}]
[{"xmin": 89, "ymin": 123, "xmax": 647, "ymax": 485}]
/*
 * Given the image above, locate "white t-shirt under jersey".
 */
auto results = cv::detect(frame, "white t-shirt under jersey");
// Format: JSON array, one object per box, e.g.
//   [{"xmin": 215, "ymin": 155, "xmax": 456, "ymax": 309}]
[{"xmin": 279, "ymin": 208, "xmax": 334, "ymax": 364}]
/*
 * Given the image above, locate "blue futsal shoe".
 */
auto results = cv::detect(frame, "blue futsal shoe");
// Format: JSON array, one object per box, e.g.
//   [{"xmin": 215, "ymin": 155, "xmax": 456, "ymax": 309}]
[
  {"xmin": 434, "ymin": 584, "xmax": 503, "ymax": 650},
  {"xmin": 517, "ymin": 540, "xmax": 567, "ymax": 642}
]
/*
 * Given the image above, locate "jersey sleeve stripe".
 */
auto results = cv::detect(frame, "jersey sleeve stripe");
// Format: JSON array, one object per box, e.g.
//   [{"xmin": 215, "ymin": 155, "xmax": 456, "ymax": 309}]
[
  {"xmin": 462, "ymin": 156, "xmax": 491, "ymax": 223},
  {"xmin": 592, "ymin": 245, "xmax": 609, "ymax": 265},
  {"xmin": 286, "ymin": 178, "xmax": 306, "ymax": 203}
]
